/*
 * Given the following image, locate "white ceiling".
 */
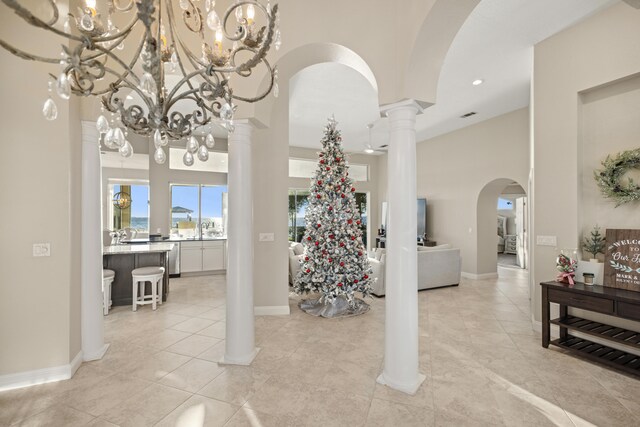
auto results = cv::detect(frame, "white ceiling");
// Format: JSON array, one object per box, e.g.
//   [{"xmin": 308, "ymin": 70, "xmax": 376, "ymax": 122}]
[
  {"xmin": 287, "ymin": 0, "xmax": 618, "ymax": 153},
  {"xmin": 288, "ymin": 62, "xmax": 380, "ymax": 152}
]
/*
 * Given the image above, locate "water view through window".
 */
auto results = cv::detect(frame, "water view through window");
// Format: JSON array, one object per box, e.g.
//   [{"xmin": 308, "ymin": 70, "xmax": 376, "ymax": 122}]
[{"xmin": 171, "ymin": 184, "xmax": 227, "ymax": 239}]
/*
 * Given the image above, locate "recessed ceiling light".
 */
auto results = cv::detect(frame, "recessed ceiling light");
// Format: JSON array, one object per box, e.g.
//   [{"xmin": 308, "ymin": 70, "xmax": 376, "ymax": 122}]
[
  {"xmin": 364, "ymin": 146, "xmax": 375, "ymax": 154},
  {"xmin": 472, "ymin": 79, "xmax": 484, "ymax": 86}
]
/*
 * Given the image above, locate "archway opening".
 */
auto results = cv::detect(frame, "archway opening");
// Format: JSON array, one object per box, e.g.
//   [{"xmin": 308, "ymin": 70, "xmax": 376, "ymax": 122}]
[{"xmin": 476, "ymin": 178, "xmax": 528, "ymax": 279}]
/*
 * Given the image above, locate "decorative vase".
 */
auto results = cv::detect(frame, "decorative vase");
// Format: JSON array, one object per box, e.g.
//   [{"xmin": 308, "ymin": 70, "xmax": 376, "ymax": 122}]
[{"xmin": 589, "ymin": 258, "xmax": 600, "ymax": 263}]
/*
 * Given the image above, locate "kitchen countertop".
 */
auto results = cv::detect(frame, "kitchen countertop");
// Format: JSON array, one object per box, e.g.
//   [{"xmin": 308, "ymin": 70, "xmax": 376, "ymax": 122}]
[
  {"xmin": 122, "ymin": 237, "xmax": 227, "ymax": 244},
  {"xmin": 103, "ymin": 243, "xmax": 176, "ymax": 255}
]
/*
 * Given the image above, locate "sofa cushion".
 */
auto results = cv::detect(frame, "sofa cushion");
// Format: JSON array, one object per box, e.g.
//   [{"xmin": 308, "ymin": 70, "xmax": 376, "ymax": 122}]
[
  {"xmin": 374, "ymin": 248, "xmax": 386, "ymax": 260},
  {"xmin": 292, "ymin": 243, "xmax": 304, "ymax": 255}
]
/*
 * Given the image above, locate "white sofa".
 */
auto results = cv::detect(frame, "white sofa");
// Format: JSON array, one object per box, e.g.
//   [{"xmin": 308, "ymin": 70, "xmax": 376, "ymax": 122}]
[
  {"xmin": 369, "ymin": 244, "xmax": 461, "ymax": 296},
  {"xmin": 288, "ymin": 242, "xmax": 305, "ymax": 285}
]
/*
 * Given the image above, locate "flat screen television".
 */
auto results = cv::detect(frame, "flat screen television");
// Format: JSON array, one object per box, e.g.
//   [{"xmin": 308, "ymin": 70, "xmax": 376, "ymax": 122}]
[{"xmin": 417, "ymin": 198, "xmax": 427, "ymax": 238}]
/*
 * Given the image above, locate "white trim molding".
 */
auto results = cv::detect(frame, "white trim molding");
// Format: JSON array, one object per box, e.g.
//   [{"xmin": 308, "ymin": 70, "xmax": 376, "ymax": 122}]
[
  {"xmin": 254, "ymin": 305, "xmax": 291, "ymax": 316},
  {"xmin": 461, "ymin": 272, "xmax": 499, "ymax": 280},
  {"xmin": 0, "ymin": 351, "xmax": 83, "ymax": 392}
]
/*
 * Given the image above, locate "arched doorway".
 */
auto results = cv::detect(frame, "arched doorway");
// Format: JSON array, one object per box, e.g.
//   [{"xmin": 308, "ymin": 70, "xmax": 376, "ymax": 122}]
[{"xmin": 476, "ymin": 178, "xmax": 528, "ymax": 278}]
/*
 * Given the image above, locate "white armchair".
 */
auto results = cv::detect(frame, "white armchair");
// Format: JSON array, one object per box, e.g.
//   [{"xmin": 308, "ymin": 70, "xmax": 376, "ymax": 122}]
[{"xmin": 288, "ymin": 242, "xmax": 305, "ymax": 285}]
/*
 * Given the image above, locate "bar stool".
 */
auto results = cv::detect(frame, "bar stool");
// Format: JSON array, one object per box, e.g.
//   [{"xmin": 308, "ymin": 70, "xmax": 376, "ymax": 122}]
[
  {"xmin": 131, "ymin": 266, "xmax": 165, "ymax": 311},
  {"xmin": 102, "ymin": 269, "xmax": 115, "ymax": 315}
]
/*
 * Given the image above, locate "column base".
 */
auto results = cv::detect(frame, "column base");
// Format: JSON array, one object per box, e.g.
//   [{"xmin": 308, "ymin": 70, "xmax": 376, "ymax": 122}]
[
  {"xmin": 83, "ymin": 343, "xmax": 110, "ymax": 362},
  {"xmin": 376, "ymin": 372, "xmax": 426, "ymax": 395},
  {"xmin": 220, "ymin": 347, "xmax": 260, "ymax": 366}
]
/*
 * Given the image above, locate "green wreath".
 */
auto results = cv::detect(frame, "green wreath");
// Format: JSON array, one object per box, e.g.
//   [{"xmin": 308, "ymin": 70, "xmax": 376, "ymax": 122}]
[{"xmin": 594, "ymin": 148, "xmax": 640, "ymax": 207}]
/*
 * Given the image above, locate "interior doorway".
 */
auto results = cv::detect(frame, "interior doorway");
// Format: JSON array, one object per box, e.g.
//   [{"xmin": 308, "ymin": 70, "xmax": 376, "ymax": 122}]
[
  {"xmin": 476, "ymin": 178, "xmax": 529, "ymax": 279},
  {"xmin": 497, "ymin": 183, "xmax": 527, "ymax": 270}
]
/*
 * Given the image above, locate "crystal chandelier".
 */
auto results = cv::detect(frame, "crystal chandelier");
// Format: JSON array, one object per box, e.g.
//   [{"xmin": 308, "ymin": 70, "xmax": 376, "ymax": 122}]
[{"xmin": 0, "ymin": 0, "xmax": 281, "ymax": 166}]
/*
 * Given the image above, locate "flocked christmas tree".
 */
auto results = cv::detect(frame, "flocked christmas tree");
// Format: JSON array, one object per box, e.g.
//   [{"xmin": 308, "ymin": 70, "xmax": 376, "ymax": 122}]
[{"xmin": 294, "ymin": 117, "xmax": 373, "ymax": 315}]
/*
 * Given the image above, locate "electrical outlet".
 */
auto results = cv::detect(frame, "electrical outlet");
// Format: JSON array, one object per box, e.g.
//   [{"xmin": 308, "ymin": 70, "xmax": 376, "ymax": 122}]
[
  {"xmin": 536, "ymin": 235, "xmax": 557, "ymax": 246},
  {"xmin": 259, "ymin": 233, "xmax": 274, "ymax": 242},
  {"xmin": 33, "ymin": 243, "xmax": 50, "ymax": 257}
]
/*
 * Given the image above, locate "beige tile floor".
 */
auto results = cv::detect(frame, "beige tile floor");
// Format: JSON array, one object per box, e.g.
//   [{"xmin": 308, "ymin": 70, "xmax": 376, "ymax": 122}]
[{"xmin": 2, "ymin": 268, "xmax": 640, "ymax": 426}]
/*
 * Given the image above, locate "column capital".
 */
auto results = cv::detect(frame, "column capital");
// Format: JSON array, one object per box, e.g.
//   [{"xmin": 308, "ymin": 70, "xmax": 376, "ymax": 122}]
[{"xmin": 380, "ymin": 99, "xmax": 430, "ymax": 119}]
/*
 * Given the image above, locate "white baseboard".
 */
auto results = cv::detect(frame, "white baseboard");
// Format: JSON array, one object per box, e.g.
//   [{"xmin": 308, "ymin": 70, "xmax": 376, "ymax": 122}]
[
  {"xmin": 254, "ymin": 305, "xmax": 291, "ymax": 316},
  {"xmin": 83, "ymin": 343, "xmax": 110, "ymax": 362},
  {"xmin": 0, "ymin": 350, "xmax": 83, "ymax": 392},
  {"xmin": 461, "ymin": 272, "xmax": 498, "ymax": 280}
]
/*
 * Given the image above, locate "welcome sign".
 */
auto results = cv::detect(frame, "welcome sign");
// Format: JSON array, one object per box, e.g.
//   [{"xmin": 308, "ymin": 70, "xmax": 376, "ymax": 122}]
[{"xmin": 604, "ymin": 229, "xmax": 640, "ymax": 292}]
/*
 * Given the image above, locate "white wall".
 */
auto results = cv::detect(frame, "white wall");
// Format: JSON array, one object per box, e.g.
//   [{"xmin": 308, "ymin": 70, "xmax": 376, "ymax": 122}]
[
  {"xmin": 532, "ymin": 2, "xmax": 640, "ymax": 326},
  {"xmin": 377, "ymin": 108, "xmax": 529, "ymax": 275},
  {"xmin": 0, "ymin": 6, "xmax": 82, "ymax": 376}
]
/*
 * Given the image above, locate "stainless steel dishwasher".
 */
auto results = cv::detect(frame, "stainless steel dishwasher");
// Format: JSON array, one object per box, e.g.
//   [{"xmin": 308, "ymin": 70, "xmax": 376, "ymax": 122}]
[{"xmin": 168, "ymin": 241, "xmax": 180, "ymax": 277}]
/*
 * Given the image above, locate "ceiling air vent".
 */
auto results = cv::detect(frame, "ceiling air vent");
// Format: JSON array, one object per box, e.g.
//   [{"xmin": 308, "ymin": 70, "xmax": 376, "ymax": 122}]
[
  {"xmin": 379, "ymin": 144, "xmax": 388, "ymax": 149},
  {"xmin": 460, "ymin": 112, "xmax": 477, "ymax": 118}
]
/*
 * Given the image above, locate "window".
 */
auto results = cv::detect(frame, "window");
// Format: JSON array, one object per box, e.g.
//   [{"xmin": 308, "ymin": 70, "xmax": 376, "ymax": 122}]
[
  {"xmin": 108, "ymin": 183, "xmax": 149, "ymax": 233},
  {"xmin": 288, "ymin": 158, "xmax": 369, "ymax": 182},
  {"xmin": 498, "ymin": 197, "xmax": 514, "ymax": 210},
  {"xmin": 169, "ymin": 148, "xmax": 228, "ymax": 173},
  {"xmin": 288, "ymin": 189, "xmax": 368, "ymax": 246},
  {"xmin": 288, "ymin": 189, "xmax": 310, "ymax": 242},
  {"xmin": 170, "ymin": 184, "xmax": 228, "ymax": 239}
]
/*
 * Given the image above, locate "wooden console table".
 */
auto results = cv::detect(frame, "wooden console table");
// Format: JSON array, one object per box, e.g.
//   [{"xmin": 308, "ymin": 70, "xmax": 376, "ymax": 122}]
[{"xmin": 540, "ymin": 281, "xmax": 640, "ymax": 376}]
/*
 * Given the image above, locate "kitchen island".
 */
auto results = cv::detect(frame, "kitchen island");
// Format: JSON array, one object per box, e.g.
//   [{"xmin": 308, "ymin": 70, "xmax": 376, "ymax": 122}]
[{"xmin": 103, "ymin": 243, "xmax": 175, "ymax": 306}]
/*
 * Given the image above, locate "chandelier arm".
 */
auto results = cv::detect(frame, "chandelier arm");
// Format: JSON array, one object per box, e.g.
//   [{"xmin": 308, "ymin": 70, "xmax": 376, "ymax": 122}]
[
  {"xmin": 90, "ymin": 42, "xmax": 145, "ymax": 85},
  {"xmin": 0, "ymin": 39, "xmax": 60, "ymax": 64},
  {"xmin": 87, "ymin": 15, "xmax": 140, "ymax": 44},
  {"xmin": 112, "ymin": 0, "xmax": 135, "ymax": 13},
  {"xmin": 218, "ymin": 3, "xmax": 277, "ymax": 74},
  {"xmin": 164, "ymin": 67, "xmax": 220, "ymax": 104},
  {"xmin": 166, "ymin": 2, "xmax": 208, "ymax": 70},
  {"xmin": 231, "ymin": 58, "xmax": 275, "ymax": 103},
  {"xmin": 44, "ymin": 0, "xmax": 59, "ymax": 26},
  {"xmin": 1, "ymin": 0, "xmax": 85, "ymax": 42}
]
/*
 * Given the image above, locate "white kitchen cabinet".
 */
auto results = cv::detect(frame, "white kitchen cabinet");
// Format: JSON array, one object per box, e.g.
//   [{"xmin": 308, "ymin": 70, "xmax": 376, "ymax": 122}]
[{"xmin": 180, "ymin": 240, "xmax": 226, "ymax": 273}]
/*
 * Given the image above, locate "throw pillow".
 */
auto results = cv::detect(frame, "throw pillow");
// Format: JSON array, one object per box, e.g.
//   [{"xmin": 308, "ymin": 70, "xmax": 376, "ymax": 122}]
[{"xmin": 292, "ymin": 243, "xmax": 304, "ymax": 255}]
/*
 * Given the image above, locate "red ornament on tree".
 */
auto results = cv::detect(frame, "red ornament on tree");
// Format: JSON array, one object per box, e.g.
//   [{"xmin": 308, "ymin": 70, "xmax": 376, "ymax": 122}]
[
  {"xmin": 347, "ymin": 219, "xmax": 353, "ymax": 224},
  {"xmin": 317, "ymin": 180, "xmax": 322, "ymax": 185},
  {"xmin": 340, "ymin": 262, "xmax": 345, "ymax": 266},
  {"xmin": 351, "ymin": 187, "xmax": 356, "ymax": 192},
  {"xmin": 320, "ymin": 159, "xmax": 325, "ymax": 164},
  {"xmin": 326, "ymin": 167, "xmax": 330, "ymax": 171},
  {"xmin": 304, "ymin": 256, "xmax": 309, "ymax": 261},
  {"xmin": 316, "ymin": 194, "xmax": 321, "ymax": 199},
  {"xmin": 315, "ymin": 241, "xmax": 319, "ymax": 246},
  {"xmin": 329, "ymin": 234, "xmax": 335, "ymax": 239},
  {"xmin": 339, "ymin": 242, "xmax": 345, "ymax": 247},
  {"xmin": 341, "ymin": 178, "xmax": 345, "ymax": 182},
  {"xmin": 335, "ymin": 157, "xmax": 341, "ymax": 162},
  {"xmin": 307, "ymin": 236, "xmax": 312, "ymax": 241},
  {"xmin": 306, "ymin": 269, "xmax": 311, "ymax": 273},
  {"xmin": 354, "ymin": 279, "xmax": 359, "ymax": 284},
  {"xmin": 341, "ymin": 194, "xmax": 345, "ymax": 198}
]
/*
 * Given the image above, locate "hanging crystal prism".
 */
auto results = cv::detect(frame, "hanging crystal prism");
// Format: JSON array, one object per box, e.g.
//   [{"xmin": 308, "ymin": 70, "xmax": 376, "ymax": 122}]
[
  {"xmin": 119, "ymin": 141, "xmax": 134, "ymax": 158},
  {"xmin": 205, "ymin": 133, "xmax": 216, "ymax": 148},
  {"xmin": 63, "ymin": 17, "xmax": 71, "ymax": 33},
  {"xmin": 274, "ymin": 29, "xmax": 282, "ymax": 51},
  {"xmin": 96, "ymin": 115, "xmax": 110, "ymax": 134},
  {"xmin": 112, "ymin": 127, "xmax": 126, "ymax": 147},
  {"xmin": 183, "ymin": 151, "xmax": 195, "ymax": 166},
  {"xmin": 235, "ymin": 3, "xmax": 243, "ymax": 21},
  {"xmin": 104, "ymin": 128, "xmax": 117, "ymax": 149},
  {"xmin": 56, "ymin": 72, "xmax": 71, "ymax": 100},
  {"xmin": 186, "ymin": 136, "xmax": 199, "ymax": 153},
  {"xmin": 154, "ymin": 147, "xmax": 166, "ymax": 164},
  {"xmin": 197, "ymin": 145, "xmax": 209, "ymax": 162},
  {"xmin": 153, "ymin": 129, "xmax": 168, "ymax": 148},
  {"xmin": 139, "ymin": 72, "xmax": 156, "ymax": 97},
  {"xmin": 220, "ymin": 101, "xmax": 234, "ymax": 120},
  {"xmin": 43, "ymin": 97, "xmax": 58, "ymax": 121},
  {"xmin": 206, "ymin": 11, "xmax": 220, "ymax": 30}
]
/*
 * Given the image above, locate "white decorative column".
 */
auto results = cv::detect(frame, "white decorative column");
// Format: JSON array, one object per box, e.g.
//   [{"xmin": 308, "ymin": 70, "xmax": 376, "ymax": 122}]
[
  {"xmin": 377, "ymin": 100, "xmax": 425, "ymax": 394},
  {"xmin": 81, "ymin": 122, "xmax": 109, "ymax": 361},
  {"xmin": 222, "ymin": 120, "xmax": 259, "ymax": 365}
]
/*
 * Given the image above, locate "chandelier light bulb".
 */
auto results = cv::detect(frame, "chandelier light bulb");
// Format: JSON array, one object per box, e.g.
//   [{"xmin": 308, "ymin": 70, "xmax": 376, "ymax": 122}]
[
  {"xmin": 85, "ymin": 0, "xmax": 97, "ymax": 10},
  {"xmin": 179, "ymin": 0, "xmax": 190, "ymax": 11},
  {"xmin": 247, "ymin": 4, "xmax": 256, "ymax": 24}
]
